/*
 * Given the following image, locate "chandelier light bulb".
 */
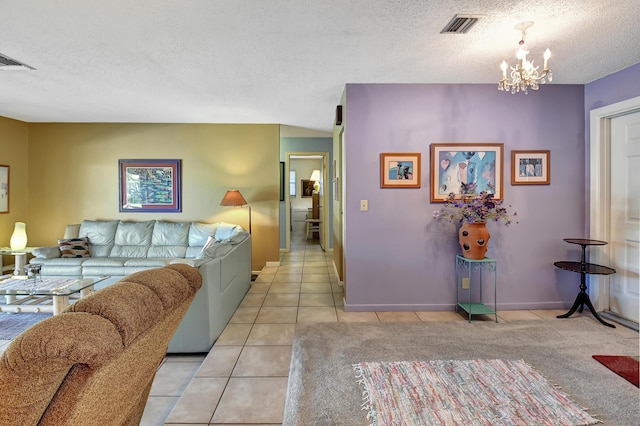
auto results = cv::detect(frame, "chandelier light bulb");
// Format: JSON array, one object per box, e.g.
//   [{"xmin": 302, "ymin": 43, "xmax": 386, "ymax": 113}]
[
  {"xmin": 517, "ymin": 47, "xmax": 527, "ymax": 60},
  {"xmin": 543, "ymin": 48, "xmax": 551, "ymax": 69}
]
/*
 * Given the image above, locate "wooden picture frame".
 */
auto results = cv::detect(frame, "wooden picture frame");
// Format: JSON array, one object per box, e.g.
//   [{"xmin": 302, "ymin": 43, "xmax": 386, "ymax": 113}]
[
  {"xmin": 119, "ymin": 159, "xmax": 182, "ymax": 212},
  {"xmin": 511, "ymin": 150, "xmax": 550, "ymax": 185},
  {"xmin": 0, "ymin": 165, "xmax": 8, "ymax": 213},
  {"xmin": 430, "ymin": 143, "xmax": 504, "ymax": 202},
  {"xmin": 380, "ymin": 153, "xmax": 421, "ymax": 188},
  {"xmin": 301, "ymin": 179, "xmax": 314, "ymax": 198}
]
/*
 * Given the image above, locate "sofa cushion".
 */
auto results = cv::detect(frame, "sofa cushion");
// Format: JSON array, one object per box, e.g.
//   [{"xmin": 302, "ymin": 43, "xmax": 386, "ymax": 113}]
[
  {"xmin": 188, "ymin": 222, "xmax": 217, "ymax": 247},
  {"xmin": 109, "ymin": 221, "xmax": 154, "ymax": 258},
  {"xmin": 36, "ymin": 264, "xmax": 84, "ymax": 277},
  {"xmin": 185, "ymin": 246, "xmax": 203, "ymax": 259},
  {"xmin": 121, "ymin": 267, "xmax": 198, "ymax": 313},
  {"xmin": 79, "ymin": 220, "xmax": 119, "ymax": 257},
  {"xmin": 214, "ymin": 223, "xmax": 249, "ymax": 244},
  {"xmin": 151, "ymin": 221, "xmax": 189, "ymax": 246},
  {"xmin": 67, "ymin": 282, "xmax": 165, "ymax": 347},
  {"xmin": 147, "ymin": 221, "xmax": 189, "ymax": 258},
  {"xmin": 124, "ymin": 258, "xmax": 172, "ymax": 267},
  {"xmin": 197, "ymin": 237, "xmax": 235, "ymax": 259},
  {"xmin": 58, "ymin": 237, "xmax": 91, "ymax": 258},
  {"xmin": 81, "ymin": 258, "xmax": 127, "ymax": 267},
  {"xmin": 31, "ymin": 246, "xmax": 61, "ymax": 259},
  {"xmin": 30, "ymin": 258, "xmax": 86, "ymax": 266},
  {"xmin": 63, "ymin": 224, "xmax": 81, "ymax": 239}
]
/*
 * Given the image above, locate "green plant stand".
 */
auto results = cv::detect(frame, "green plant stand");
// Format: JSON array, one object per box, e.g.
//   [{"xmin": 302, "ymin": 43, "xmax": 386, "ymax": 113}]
[{"xmin": 455, "ymin": 255, "xmax": 497, "ymax": 322}]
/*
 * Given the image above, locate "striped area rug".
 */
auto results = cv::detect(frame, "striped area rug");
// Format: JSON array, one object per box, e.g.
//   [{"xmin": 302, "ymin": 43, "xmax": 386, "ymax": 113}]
[
  {"xmin": 0, "ymin": 312, "xmax": 52, "ymax": 340},
  {"xmin": 353, "ymin": 359, "xmax": 598, "ymax": 426}
]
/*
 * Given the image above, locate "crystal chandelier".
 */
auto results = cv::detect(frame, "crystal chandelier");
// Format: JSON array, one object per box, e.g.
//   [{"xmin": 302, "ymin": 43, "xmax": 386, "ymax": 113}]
[{"xmin": 498, "ymin": 21, "xmax": 552, "ymax": 94}]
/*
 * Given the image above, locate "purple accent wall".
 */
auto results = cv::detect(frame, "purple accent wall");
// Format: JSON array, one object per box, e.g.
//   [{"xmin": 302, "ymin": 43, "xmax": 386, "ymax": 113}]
[
  {"xmin": 343, "ymin": 83, "xmax": 585, "ymax": 311},
  {"xmin": 585, "ymin": 63, "xmax": 640, "ymax": 111}
]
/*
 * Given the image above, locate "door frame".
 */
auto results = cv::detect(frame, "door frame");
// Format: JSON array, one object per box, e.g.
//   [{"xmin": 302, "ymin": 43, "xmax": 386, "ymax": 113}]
[
  {"xmin": 284, "ymin": 152, "xmax": 329, "ymax": 252},
  {"xmin": 589, "ymin": 95, "xmax": 640, "ymax": 311}
]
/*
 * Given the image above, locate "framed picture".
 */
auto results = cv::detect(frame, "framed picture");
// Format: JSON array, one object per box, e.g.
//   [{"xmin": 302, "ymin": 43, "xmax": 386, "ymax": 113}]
[
  {"xmin": 0, "ymin": 165, "xmax": 8, "ymax": 213},
  {"xmin": 280, "ymin": 162, "xmax": 285, "ymax": 201},
  {"xmin": 301, "ymin": 179, "xmax": 314, "ymax": 198},
  {"xmin": 511, "ymin": 150, "xmax": 550, "ymax": 185},
  {"xmin": 380, "ymin": 153, "xmax": 421, "ymax": 188},
  {"xmin": 430, "ymin": 143, "xmax": 504, "ymax": 202},
  {"xmin": 119, "ymin": 159, "xmax": 182, "ymax": 212}
]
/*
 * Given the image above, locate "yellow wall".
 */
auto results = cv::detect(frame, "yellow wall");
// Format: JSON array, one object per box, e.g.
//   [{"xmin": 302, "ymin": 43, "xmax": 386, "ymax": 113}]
[
  {"xmin": 23, "ymin": 123, "xmax": 280, "ymax": 271},
  {"xmin": 0, "ymin": 116, "xmax": 29, "ymax": 245}
]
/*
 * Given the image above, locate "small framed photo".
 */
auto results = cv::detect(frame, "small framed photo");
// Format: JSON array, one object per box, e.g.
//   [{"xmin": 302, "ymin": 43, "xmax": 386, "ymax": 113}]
[
  {"xmin": 511, "ymin": 150, "xmax": 550, "ymax": 185},
  {"xmin": 301, "ymin": 179, "xmax": 314, "ymax": 197},
  {"xmin": 0, "ymin": 165, "xmax": 8, "ymax": 213},
  {"xmin": 380, "ymin": 153, "xmax": 421, "ymax": 188},
  {"xmin": 430, "ymin": 143, "xmax": 504, "ymax": 201},
  {"xmin": 119, "ymin": 159, "xmax": 182, "ymax": 212}
]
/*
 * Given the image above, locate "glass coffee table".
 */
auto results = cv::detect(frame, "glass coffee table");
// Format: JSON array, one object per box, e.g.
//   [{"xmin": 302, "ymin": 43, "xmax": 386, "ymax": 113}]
[{"xmin": 0, "ymin": 275, "xmax": 109, "ymax": 315}]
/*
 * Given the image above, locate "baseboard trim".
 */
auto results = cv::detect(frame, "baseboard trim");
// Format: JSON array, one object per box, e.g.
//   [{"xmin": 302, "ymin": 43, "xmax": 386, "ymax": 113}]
[
  {"xmin": 343, "ymin": 301, "xmax": 571, "ymax": 312},
  {"xmin": 601, "ymin": 311, "xmax": 639, "ymax": 331}
]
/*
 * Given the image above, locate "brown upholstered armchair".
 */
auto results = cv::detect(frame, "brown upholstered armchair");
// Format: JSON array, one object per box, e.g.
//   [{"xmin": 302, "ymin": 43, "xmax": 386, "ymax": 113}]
[{"xmin": 0, "ymin": 264, "xmax": 202, "ymax": 426}]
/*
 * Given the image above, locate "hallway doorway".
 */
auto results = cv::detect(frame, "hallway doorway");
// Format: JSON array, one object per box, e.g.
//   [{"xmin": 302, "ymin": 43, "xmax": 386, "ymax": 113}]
[{"xmin": 285, "ymin": 153, "xmax": 329, "ymax": 253}]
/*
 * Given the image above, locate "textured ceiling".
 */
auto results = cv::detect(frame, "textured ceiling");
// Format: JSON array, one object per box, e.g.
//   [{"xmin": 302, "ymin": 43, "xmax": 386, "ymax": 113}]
[{"xmin": 0, "ymin": 0, "xmax": 638, "ymax": 133}]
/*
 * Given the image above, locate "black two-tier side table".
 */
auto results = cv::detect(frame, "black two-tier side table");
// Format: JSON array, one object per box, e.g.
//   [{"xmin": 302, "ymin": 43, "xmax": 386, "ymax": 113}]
[{"xmin": 554, "ymin": 238, "xmax": 616, "ymax": 328}]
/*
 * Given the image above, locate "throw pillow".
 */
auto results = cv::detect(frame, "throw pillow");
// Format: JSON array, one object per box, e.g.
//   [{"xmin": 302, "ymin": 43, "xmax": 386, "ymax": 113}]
[{"xmin": 58, "ymin": 237, "xmax": 91, "ymax": 258}]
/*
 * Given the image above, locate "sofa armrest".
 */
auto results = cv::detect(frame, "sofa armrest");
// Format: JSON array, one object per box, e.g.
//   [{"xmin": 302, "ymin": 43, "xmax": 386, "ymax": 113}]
[
  {"xmin": 31, "ymin": 246, "xmax": 61, "ymax": 259},
  {"xmin": 168, "ymin": 236, "xmax": 251, "ymax": 353}
]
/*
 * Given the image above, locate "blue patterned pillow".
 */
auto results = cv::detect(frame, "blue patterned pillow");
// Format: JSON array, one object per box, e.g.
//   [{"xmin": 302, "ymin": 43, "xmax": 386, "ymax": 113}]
[{"xmin": 58, "ymin": 237, "xmax": 90, "ymax": 258}]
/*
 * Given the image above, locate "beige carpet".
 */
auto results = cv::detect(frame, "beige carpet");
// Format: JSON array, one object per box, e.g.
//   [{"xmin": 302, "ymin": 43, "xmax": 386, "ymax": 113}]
[{"xmin": 283, "ymin": 317, "xmax": 639, "ymax": 426}]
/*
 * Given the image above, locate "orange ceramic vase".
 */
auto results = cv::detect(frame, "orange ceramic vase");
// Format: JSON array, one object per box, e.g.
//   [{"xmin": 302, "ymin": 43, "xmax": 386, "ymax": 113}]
[{"xmin": 458, "ymin": 222, "xmax": 490, "ymax": 260}]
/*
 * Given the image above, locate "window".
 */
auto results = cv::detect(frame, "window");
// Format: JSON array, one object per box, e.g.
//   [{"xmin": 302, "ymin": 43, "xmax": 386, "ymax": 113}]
[{"xmin": 289, "ymin": 170, "xmax": 296, "ymax": 196}]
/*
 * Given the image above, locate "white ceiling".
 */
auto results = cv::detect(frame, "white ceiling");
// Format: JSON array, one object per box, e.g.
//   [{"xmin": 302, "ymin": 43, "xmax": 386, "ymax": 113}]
[{"xmin": 1, "ymin": 0, "xmax": 639, "ymax": 133}]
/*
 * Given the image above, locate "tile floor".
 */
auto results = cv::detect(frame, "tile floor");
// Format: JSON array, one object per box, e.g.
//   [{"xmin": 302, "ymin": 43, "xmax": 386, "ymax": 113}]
[{"xmin": 1, "ymin": 228, "xmax": 637, "ymax": 425}]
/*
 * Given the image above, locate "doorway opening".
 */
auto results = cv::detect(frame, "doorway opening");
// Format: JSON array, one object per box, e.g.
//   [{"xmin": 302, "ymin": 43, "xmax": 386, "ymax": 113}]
[{"xmin": 284, "ymin": 152, "xmax": 329, "ymax": 253}]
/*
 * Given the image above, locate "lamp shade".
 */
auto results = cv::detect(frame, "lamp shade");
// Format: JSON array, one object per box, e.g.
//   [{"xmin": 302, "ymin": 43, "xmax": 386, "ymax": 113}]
[
  {"xmin": 219, "ymin": 190, "xmax": 248, "ymax": 207},
  {"xmin": 10, "ymin": 222, "xmax": 27, "ymax": 250},
  {"xmin": 219, "ymin": 190, "xmax": 251, "ymax": 234},
  {"xmin": 310, "ymin": 170, "xmax": 321, "ymax": 193}
]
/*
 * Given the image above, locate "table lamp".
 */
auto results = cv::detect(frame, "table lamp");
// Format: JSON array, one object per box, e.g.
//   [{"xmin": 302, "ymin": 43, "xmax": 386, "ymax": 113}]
[
  {"xmin": 310, "ymin": 170, "xmax": 321, "ymax": 193},
  {"xmin": 10, "ymin": 222, "xmax": 27, "ymax": 250}
]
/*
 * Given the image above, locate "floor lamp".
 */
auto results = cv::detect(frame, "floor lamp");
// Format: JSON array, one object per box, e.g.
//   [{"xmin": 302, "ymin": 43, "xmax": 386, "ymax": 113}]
[
  {"xmin": 219, "ymin": 189, "xmax": 251, "ymax": 234},
  {"xmin": 219, "ymin": 189, "xmax": 255, "ymax": 281}
]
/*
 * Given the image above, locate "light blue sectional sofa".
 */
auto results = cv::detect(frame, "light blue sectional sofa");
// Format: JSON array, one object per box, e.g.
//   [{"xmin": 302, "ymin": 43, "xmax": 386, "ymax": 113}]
[{"xmin": 29, "ymin": 219, "xmax": 252, "ymax": 353}]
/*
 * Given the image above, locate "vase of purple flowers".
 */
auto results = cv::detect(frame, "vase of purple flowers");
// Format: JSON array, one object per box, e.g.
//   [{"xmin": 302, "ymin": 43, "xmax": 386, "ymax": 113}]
[{"xmin": 433, "ymin": 191, "xmax": 517, "ymax": 259}]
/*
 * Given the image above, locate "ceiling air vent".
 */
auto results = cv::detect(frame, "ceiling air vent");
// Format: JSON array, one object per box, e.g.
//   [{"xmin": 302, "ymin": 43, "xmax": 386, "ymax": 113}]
[
  {"xmin": 0, "ymin": 52, "xmax": 35, "ymax": 71},
  {"xmin": 441, "ymin": 14, "xmax": 481, "ymax": 34}
]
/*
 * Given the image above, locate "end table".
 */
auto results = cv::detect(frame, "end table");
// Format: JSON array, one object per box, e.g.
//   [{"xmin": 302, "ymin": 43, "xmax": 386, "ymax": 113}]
[
  {"xmin": 554, "ymin": 238, "xmax": 616, "ymax": 328},
  {"xmin": 0, "ymin": 247, "xmax": 36, "ymax": 276}
]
